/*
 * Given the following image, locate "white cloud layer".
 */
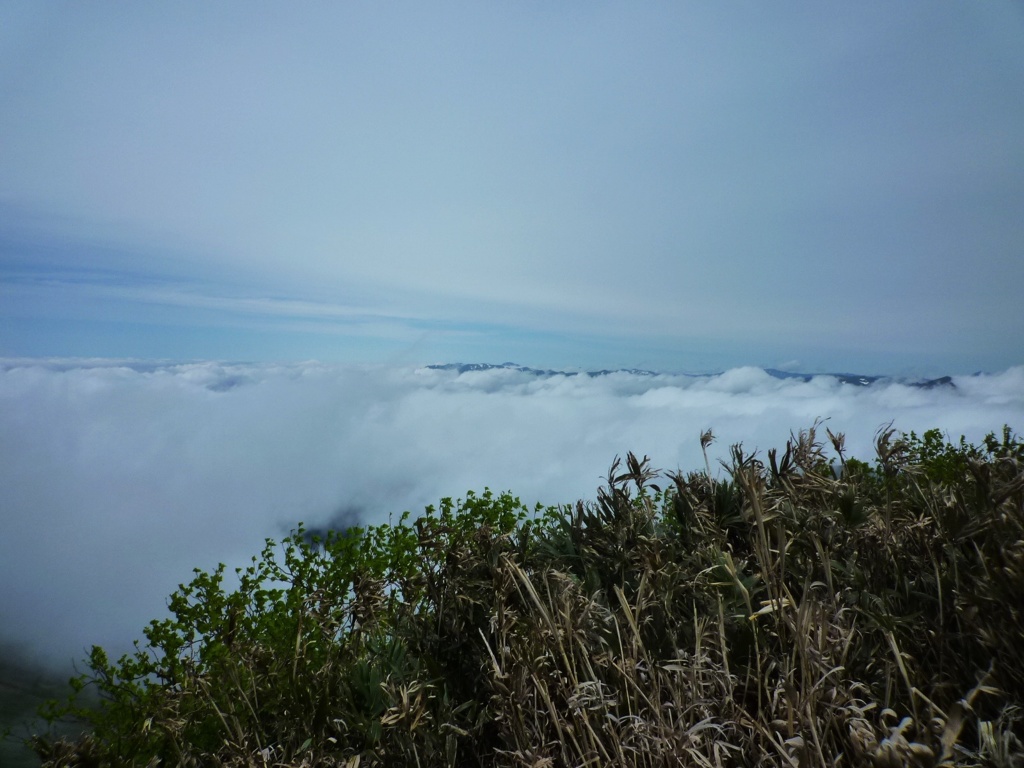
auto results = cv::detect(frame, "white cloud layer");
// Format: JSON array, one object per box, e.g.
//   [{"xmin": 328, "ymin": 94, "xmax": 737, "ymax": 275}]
[{"xmin": 2, "ymin": 359, "xmax": 1023, "ymax": 670}]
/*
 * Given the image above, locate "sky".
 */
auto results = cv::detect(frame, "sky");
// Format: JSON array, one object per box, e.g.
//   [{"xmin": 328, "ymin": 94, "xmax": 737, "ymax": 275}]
[{"xmin": 1, "ymin": 2, "xmax": 1022, "ymax": 375}]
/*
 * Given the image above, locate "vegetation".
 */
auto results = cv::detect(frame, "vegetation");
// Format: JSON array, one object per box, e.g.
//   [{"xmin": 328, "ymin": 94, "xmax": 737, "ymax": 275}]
[
  {"xmin": 22, "ymin": 424, "xmax": 1024, "ymax": 766},
  {"xmin": 1, "ymin": 652, "xmax": 86, "ymax": 768}
]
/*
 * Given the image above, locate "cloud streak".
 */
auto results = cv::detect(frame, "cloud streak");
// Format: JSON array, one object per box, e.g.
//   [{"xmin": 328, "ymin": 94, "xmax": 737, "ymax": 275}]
[{"xmin": 2, "ymin": 359, "xmax": 1022, "ymax": 671}]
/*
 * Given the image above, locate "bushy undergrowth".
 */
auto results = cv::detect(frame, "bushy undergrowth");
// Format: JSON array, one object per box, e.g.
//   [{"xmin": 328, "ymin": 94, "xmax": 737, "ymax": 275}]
[{"xmin": 29, "ymin": 425, "xmax": 1024, "ymax": 767}]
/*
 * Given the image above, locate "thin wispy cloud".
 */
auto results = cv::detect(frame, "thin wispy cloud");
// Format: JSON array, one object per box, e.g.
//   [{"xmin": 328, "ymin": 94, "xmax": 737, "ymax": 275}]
[{"xmin": 5, "ymin": 270, "xmax": 420, "ymax": 325}]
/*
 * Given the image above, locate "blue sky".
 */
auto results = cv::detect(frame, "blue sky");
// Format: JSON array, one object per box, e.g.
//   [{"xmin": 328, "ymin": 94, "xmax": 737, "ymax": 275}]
[{"xmin": 2, "ymin": 2, "xmax": 1023, "ymax": 375}]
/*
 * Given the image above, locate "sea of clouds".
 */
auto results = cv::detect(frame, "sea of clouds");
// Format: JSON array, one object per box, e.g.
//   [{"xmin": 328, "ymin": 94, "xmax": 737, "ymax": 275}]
[{"xmin": 2, "ymin": 358, "xmax": 1023, "ymax": 670}]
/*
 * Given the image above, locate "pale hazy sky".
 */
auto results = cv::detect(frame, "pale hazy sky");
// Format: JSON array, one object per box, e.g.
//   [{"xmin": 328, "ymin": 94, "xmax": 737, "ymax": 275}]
[{"xmin": 2, "ymin": 2, "xmax": 1023, "ymax": 375}]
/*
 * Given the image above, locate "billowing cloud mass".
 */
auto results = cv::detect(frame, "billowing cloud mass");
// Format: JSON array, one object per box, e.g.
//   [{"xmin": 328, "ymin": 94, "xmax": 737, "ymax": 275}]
[{"xmin": 2, "ymin": 358, "xmax": 1023, "ymax": 671}]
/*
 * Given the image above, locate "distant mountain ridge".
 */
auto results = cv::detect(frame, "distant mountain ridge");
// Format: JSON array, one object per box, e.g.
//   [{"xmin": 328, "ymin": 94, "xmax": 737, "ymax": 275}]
[
  {"xmin": 425, "ymin": 362, "xmax": 956, "ymax": 389},
  {"xmin": 425, "ymin": 361, "xmax": 661, "ymax": 378}
]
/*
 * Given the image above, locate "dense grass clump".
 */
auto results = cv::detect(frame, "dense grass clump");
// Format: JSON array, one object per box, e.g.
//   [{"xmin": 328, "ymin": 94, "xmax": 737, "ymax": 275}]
[{"xmin": 27, "ymin": 425, "xmax": 1024, "ymax": 766}]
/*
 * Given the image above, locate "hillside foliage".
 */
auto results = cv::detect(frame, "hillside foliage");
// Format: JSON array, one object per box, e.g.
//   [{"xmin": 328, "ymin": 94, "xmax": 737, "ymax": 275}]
[{"xmin": 29, "ymin": 424, "xmax": 1024, "ymax": 767}]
